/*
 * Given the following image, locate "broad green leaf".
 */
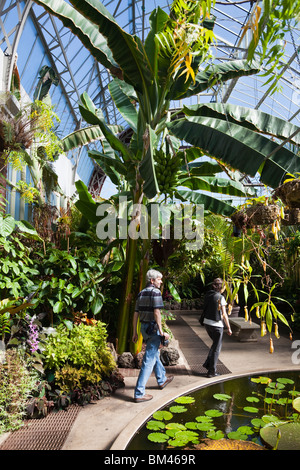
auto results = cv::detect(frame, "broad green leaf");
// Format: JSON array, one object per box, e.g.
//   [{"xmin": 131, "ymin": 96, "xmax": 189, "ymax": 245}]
[
  {"xmin": 246, "ymin": 396, "xmax": 260, "ymax": 403},
  {"xmin": 168, "ymin": 117, "xmax": 300, "ymax": 188},
  {"xmin": 0, "ymin": 215, "xmax": 15, "ymax": 237},
  {"xmin": 243, "ymin": 406, "xmax": 259, "ymax": 413},
  {"xmin": 184, "ymin": 59, "xmax": 260, "ymax": 98},
  {"xmin": 16, "ymin": 220, "xmax": 43, "ymax": 242},
  {"xmin": 146, "ymin": 420, "xmax": 165, "ymax": 431},
  {"xmin": 183, "ymin": 102, "xmax": 300, "ymax": 146},
  {"xmin": 62, "ymin": 125, "xmax": 105, "ymax": 152},
  {"xmin": 174, "ymin": 396, "xmax": 195, "ymax": 404},
  {"xmin": 197, "ymin": 422, "xmax": 216, "ymax": 431},
  {"xmin": 207, "ymin": 430, "xmax": 225, "ymax": 440},
  {"xmin": 79, "ymin": 92, "xmax": 133, "ymax": 162},
  {"xmin": 205, "ymin": 409, "xmax": 223, "ymax": 417},
  {"xmin": 108, "ymin": 78, "xmax": 138, "ymax": 132},
  {"xmin": 175, "ymin": 189, "xmax": 236, "ymax": 217},
  {"xmin": 178, "ymin": 175, "xmax": 248, "ymax": 197},
  {"xmin": 139, "ymin": 124, "xmax": 159, "ymax": 199},
  {"xmin": 147, "ymin": 432, "xmax": 169, "ymax": 443},
  {"xmin": 213, "ymin": 393, "xmax": 232, "ymax": 401},
  {"xmin": 227, "ymin": 431, "xmax": 248, "ymax": 440},
  {"xmin": 293, "ymin": 397, "xmax": 300, "ymax": 413},
  {"xmin": 153, "ymin": 410, "xmax": 173, "ymax": 421},
  {"xmin": 31, "ymin": 0, "xmax": 120, "ymax": 75},
  {"xmin": 169, "ymin": 405, "xmax": 187, "ymax": 413},
  {"xmin": 70, "ymin": 0, "xmax": 153, "ymax": 93},
  {"xmin": 167, "ymin": 280, "xmax": 181, "ymax": 303},
  {"xmin": 165, "ymin": 422, "xmax": 186, "ymax": 431}
]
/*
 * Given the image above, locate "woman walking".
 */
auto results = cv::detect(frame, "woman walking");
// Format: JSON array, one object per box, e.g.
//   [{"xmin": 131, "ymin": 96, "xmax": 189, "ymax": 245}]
[{"xmin": 202, "ymin": 278, "xmax": 232, "ymax": 377}]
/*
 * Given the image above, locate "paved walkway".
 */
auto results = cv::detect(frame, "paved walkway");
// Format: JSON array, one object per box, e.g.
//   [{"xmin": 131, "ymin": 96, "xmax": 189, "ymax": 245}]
[{"xmin": 0, "ymin": 311, "xmax": 299, "ymax": 450}]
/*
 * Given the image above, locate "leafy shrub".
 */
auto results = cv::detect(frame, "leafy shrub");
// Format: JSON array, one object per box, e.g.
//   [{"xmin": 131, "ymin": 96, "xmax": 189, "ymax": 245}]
[
  {"xmin": 42, "ymin": 321, "xmax": 116, "ymax": 392},
  {"xmin": 0, "ymin": 349, "xmax": 38, "ymax": 434}
]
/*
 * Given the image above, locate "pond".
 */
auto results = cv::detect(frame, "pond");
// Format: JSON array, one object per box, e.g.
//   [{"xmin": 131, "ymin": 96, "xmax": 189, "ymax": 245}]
[{"xmin": 127, "ymin": 371, "xmax": 300, "ymax": 450}]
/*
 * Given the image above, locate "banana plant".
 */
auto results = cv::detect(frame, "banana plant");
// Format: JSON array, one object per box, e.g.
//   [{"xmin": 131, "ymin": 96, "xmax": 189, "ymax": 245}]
[{"xmin": 32, "ymin": 0, "xmax": 300, "ymax": 353}]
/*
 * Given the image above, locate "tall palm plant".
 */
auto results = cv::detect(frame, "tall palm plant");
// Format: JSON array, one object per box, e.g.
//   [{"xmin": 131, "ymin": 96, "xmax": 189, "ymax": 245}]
[{"xmin": 33, "ymin": 0, "xmax": 300, "ymax": 352}]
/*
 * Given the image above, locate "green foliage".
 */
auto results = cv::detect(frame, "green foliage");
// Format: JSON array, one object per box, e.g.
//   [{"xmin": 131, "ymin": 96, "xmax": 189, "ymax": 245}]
[
  {"xmin": 0, "ymin": 349, "xmax": 39, "ymax": 434},
  {"xmin": 42, "ymin": 322, "xmax": 116, "ymax": 392},
  {"xmin": 32, "ymin": 246, "xmax": 106, "ymax": 323}
]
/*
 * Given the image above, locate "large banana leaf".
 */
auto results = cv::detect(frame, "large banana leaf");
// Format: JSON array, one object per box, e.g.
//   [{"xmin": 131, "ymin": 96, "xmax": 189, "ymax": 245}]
[
  {"xmin": 139, "ymin": 124, "xmax": 159, "ymax": 199},
  {"xmin": 79, "ymin": 92, "xmax": 133, "ymax": 162},
  {"xmin": 183, "ymin": 103, "xmax": 300, "ymax": 145},
  {"xmin": 75, "ymin": 180, "xmax": 99, "ymax": 224},
  {"xmin": 183, "ymin": 59, "xmax": 260, "ymax": 99},
  {"xmin": 168, "ymin": 116, "xmax": 300, "ymax": 188},
  {"xmin": 178, "ymin": 175, "xmax": 249, "ymax": 197},
  {"xmin": 108, "ymin": 78, "xmax": 138, "ymax": 133},
  {"xmin": 69, "ymin": 0, "xmax": 153, "ymax": 93},
  {"xmin": 31, "ymin": 0, "xmax": 120, "ymax": 76},
  {"xmin": 175, "ymin": 189, "xmax": 236, "ymax": 217}
]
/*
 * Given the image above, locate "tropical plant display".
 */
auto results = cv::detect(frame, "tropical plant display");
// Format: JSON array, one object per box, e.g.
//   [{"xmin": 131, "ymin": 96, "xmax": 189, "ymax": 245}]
[
  {"xmin": 2, "ymin": 0, "xmax": 300, "ymax": 439},
  {"xmin": 30, "ymin": 0, "xmax": 300, "ymax": 354}
]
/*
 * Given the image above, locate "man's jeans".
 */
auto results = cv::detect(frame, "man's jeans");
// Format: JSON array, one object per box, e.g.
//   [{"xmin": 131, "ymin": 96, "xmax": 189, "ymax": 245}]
[
  {"xmin": 203, "ymin": 325, "xmax": 223, "ymax": 375},
  {"xmin": 134, "ymin": 323, "xmax": 167, "ymax": 398}
]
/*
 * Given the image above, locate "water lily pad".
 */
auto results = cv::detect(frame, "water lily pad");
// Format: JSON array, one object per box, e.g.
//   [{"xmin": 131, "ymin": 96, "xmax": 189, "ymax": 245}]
[
  {"xmin": 267, "ymin": 382, "xmax": 285, "ymax": 390},
  {"xmin": 227, "ymin": 431, "xmax": 248, "ymax": 440},
  {"xmin": 243, "ymin": 406, "xmax": 259, "ymax": 413},
  {"xmin": 197, "ymin": 423, "xmax": 216, "ymax": 432},
  {"xmin": 195, "ymin": 415, "xmax": 213, "ymax": 423},
  {"xmin": 246, "ymin": 396, "xmax": 260, "ymax": 403},
  {"xmin": 147, "ymin": 432, "xmax": 169, "ymax": 443},
  {"xmin": 213, "ymin": 393, "xmax": 232, "ymax": 401},
  {"xmin": 293, "ymin": 396, "xmax": 300, "ymax": 413},
  {"xmin": 260, "ymin": 422, "xmax": 300, "ymax": 450},
  {"xmin": 265, "ymin": 387, "xmax": 282, "ymax": 395},
  {"xmin": 169, "ymin": 405, "xmax": 187, "ymax": 413},
  {"xmin": 166, "ymin": 422, "xmax": 186, "ymax": 431},
  {"xmin": 174, "ymin": 396, "xmax": 195, "ymax": 404},
  {"xmin": 185, "ymin": 421, "xmax": 198, "ymax": 430},
  {"xmin": 205, "ymin": 409, "xmax": 223, "ymax": 417},
  {"xmin": 206, "ymin": 430, "xmax": 225, "ymax": 440},
  {"xmin": 277, "ymin": 378, "xmax": 294, "ymax": 385},
  {"xmin": 146, "ymin": 420, "xmax": 165, "ymax": 431},
  {"xmin": 251, "ymin": 376, "xmax": 271, "ymax": 384},
  {"xmin": 153, "ymin": 410, "xmax": 173, "ymax": 421},
  {"xmin": 251, "ymin": 418, "xmax": 265, "ymax": 429},
  {"xmin": 167, "ymin": 437, "xmax": 189, "ymax": 447},
  {"xmin": 237, "ymin": 426, "xmax": 254, "ymax": 435}
]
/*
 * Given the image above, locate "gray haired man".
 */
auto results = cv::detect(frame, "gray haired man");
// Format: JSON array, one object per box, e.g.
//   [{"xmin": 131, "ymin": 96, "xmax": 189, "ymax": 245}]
[{"xmin": 132, "ymin": 269, "xmax": 174, "ymax": 402}]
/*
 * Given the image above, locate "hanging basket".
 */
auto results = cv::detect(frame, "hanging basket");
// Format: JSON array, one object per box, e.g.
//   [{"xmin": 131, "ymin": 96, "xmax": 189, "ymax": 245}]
[
  {"xmin": 273, "ymin": 178, "xmax": 300, "ymax": 208},
  {"xmin": 281, "ymin": 207, "xmax": 300, "ymax": 226},
  {"xmin": 231, "ymin": 203, "xmax": 280, "ymax": 229}
]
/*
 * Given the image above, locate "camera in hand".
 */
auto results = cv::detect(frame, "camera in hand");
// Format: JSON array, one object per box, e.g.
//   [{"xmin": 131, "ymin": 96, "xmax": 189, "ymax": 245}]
[{"xmin": 161, "ymin": 335, "xmax": 169, "ymax": 347}]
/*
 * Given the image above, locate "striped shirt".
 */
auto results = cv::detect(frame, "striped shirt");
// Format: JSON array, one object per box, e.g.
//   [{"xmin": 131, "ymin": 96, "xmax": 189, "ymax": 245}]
[{"xmin": 135, "ymin": 284, "xmax": 164, "ymax": 322}]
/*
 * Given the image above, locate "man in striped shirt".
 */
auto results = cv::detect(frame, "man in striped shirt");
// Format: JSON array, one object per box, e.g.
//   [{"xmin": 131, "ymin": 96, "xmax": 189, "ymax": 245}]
[{"xmin": 132, "ymin": 269, "xmax": 174, "ymax": 402}]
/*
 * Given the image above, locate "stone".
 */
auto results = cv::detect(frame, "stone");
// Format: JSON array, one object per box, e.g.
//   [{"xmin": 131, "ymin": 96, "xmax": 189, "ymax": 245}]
[
  {"xmin": 134, "ymin": 352, "xmax": 144, "ymax": 369},
  {"xmin": 160, "ymin": 347, "xmax": 180, "ymax": 366},
  {"xmin": 117, "ymin": 352, "xmax": 135, "ymax": 368}
]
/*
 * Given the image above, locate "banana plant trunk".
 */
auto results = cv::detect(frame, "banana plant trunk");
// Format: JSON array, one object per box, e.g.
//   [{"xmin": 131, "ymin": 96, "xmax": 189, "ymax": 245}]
[{"xmin": 116, "ymin": 185, "xmax": 144, "ymax": 354}]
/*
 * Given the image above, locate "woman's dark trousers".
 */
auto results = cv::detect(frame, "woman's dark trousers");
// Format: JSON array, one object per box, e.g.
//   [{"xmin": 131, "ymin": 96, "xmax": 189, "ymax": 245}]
[{"xmin": 203, "ymin": 325, "xmax": 223, "ymax": 375}]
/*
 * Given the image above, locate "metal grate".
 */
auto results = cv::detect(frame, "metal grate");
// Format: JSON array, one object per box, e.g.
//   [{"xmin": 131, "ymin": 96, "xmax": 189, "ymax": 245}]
[{"xmin": 0, "ymin": 405, "xmax": 81, "ymax": 450}]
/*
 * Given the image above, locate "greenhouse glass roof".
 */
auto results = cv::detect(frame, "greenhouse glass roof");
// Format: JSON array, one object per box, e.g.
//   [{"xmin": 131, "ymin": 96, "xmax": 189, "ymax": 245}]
[{"xmin": 0, "ymin": 0, "xmax": 300, "ymax": 194}]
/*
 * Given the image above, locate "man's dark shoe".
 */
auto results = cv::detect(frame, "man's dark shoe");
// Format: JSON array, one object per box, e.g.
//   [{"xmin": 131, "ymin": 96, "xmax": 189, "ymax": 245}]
[
  {"xmin": 206, "ymin": 372, "xmax": 220, "ymax": 378},
  {"xmin": 159, "ymin": 375, "xmax": 174, "ymax": 390},
  {"xmin": 134, "ymin": 394, "xmax": 153, "ymax": 403}
]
